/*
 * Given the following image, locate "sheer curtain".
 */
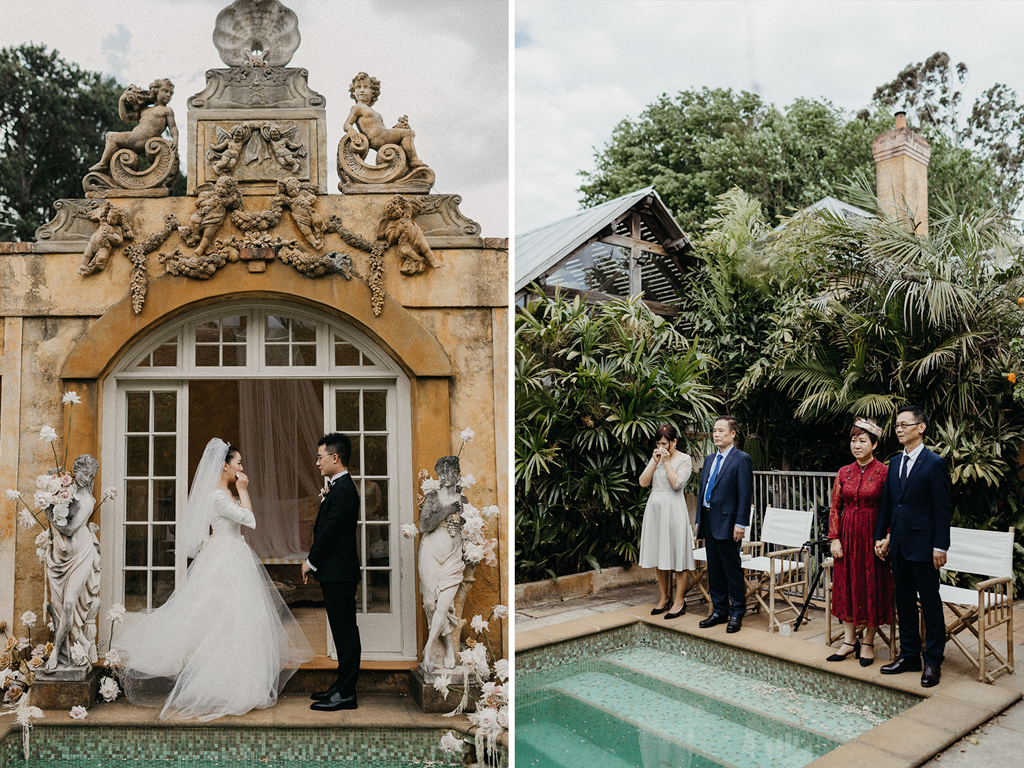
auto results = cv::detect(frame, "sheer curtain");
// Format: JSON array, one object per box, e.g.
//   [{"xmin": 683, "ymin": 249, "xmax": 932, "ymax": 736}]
[{"xmin": 238, "ymin": 380, "xmax": 325, "ymax": 559}]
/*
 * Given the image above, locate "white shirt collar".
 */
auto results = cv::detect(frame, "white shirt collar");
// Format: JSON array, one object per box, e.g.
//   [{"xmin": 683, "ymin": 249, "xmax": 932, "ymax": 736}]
[
  {"xmin": 717, "ymin": 445, "xmax": 734, "ymax": 460},
  {"xmin": 329, "ymin": 470, "xmax": 349, "ymax": 485},
  {"xmin": 903, "ymin": 443, "xmax": 925, "ymax": 462}
]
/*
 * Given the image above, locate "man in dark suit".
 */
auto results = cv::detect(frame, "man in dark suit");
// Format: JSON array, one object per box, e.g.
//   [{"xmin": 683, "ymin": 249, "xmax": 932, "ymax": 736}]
[
  {"xmin": 302, "ymin": 432, "xmax": 361, "ymax": 711},
  {"xmin": 696, "ymin": 415, "xmax": 753, "ymax": 633},
  {"xmin": 874, "ymin": 405, "xmax": 951, "ymax": 688}
]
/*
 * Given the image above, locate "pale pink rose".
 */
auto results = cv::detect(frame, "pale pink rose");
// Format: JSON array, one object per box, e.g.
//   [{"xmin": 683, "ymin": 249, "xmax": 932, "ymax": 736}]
[
  {"xmin": 69, "ymin": 706, "xmax": 87, "ymax": 720},
  {"xmin": 439, "ymin": 731, "xmax": 464, "ymax": 754},
  {"xmin": 18, "ymin": 509, "xmax": 34, "ymax": 529},
  {"xmin": 59, "ymin": 475, "xmax": 73, "ymax": 487},
  {"xmin": 492, "ymin": 604, "xmax": 508, "ymax": 620}
]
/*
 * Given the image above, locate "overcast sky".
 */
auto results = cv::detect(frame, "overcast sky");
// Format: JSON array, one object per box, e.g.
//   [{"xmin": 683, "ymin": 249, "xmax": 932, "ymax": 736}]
[
  {"xmin": 1, "ymin": 0, "xmax": 509, "ymax": 237},
  {"xmin": 516, "ymin": 0, "xmax": 1024, "ymax": 235}
]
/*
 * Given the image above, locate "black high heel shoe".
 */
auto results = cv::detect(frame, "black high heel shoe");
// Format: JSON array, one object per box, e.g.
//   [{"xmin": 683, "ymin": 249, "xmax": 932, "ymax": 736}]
[
  {"xmin": 651, "ymin": 604, "xmax": 669, "ymax": 616},
  {"xmin": 826, "ymin": 640, "xmax": 860, "ymax": 662},
  {"xmin": 859, "ymin": 644, "xmax": 875, "ymax": 667},
  {"xmin": 664, "ymin": 603, "xmax": 686, "ymax": 620}
]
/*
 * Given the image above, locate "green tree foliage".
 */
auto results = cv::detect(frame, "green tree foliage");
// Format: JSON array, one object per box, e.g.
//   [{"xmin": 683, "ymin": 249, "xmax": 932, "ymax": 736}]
[
  {"xmin": 515, "ymin": 291, "xmax": 719, "ymax": 582},
  {"xmin": 0, "ymin": 44, "xmax": 130, "ymax": 241}
]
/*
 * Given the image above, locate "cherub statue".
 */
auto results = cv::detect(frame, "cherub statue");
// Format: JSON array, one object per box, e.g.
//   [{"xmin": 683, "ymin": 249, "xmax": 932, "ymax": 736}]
[
  {"xmin": 208, "ymin": 124, "xmax": 250, "ymax": 175},
  {"xmin": 178, "ymin": 176, "xmax": 243, "ymax": 257},
  {"xmin": 344, "ymin": 72, "xmax": 425, "ymax": 168},
  {"xmin": 265, "ymin": 124, "xmax": 306, "ymax": 173},
  {"xmin": 274, "ymin": 177, "xmax": 325, "ymax": 250},
  {"xmin": 89, "ymin": 79, "xmax": 178, "ymax": 173},
  {"xmin": 79, "ymin": 202, "xmax": 134, "ymax": 276},
  {"xmin": 376, "ymin": 195, "xmax": 442, "ymax": 275}
]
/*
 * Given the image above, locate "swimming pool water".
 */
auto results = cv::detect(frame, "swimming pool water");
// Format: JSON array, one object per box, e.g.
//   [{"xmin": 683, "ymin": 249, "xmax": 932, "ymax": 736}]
[{"xmin": 517, "ymin": 627, "xmax": 918, "ymax": 768}]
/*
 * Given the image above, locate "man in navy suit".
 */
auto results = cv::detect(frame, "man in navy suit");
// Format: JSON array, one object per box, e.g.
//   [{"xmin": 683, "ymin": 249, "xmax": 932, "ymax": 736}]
[
  {"xmin": 874, "ymin": 405, "xmax": 951, "ymax": 688},
  {"xmin": 302, "ymin": 432, "xmax": 361, "ymax": 710},
  {"xmin": 697, "ymin": 416, "xmax": 753, "ymax": 633}
]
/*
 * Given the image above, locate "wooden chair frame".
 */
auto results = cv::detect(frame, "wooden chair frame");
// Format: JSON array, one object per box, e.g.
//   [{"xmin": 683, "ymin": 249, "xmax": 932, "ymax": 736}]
[{"xmin": 741, "ymin": 507, "xmax": 813, "ymax": 632}]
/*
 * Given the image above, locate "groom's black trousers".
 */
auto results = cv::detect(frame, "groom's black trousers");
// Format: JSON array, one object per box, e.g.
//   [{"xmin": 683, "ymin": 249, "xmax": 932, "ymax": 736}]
[{"xmin": 321, "ymin": 580, "xmax": 360, "ymax": 697}]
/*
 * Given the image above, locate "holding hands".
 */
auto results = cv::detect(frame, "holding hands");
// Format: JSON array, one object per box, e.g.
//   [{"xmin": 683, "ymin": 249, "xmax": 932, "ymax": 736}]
[{"xmin": 873, "ymin": 535, "xmax": 889, "ymax": 560}]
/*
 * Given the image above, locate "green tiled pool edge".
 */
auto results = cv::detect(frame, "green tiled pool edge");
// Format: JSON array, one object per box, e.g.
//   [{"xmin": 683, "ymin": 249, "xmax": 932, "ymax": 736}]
[{"xmin": 516, "ymin": 615, "xmax": 1021, "ymax": 768}]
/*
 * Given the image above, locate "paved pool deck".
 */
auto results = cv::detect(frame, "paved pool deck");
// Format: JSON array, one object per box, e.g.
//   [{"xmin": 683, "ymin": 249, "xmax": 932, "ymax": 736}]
[{"xmin": 516, "ymin": 581, "xmax": 1024, "ymax": 768}]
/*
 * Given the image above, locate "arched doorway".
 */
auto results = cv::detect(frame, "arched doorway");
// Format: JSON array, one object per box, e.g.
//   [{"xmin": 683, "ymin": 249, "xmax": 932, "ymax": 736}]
[{"xmin": 99, "ymin": 299, "xmax": 416, "ymax": 661}]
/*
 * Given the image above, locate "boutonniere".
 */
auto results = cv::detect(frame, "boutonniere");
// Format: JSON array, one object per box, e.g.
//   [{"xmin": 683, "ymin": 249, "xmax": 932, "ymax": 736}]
[{"xmin": 319, "ymin": 485, "xmax": 330, "ymax": 500}]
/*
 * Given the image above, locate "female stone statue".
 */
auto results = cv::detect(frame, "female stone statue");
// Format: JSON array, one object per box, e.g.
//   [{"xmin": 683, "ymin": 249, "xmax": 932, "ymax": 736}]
[
  {"xmin": 44, "ymin": 455, "xmax": 102, "ymax": 671},
  {"xmin": 417, "ymin": 456, "xmax": 467, "ymax": 674}
]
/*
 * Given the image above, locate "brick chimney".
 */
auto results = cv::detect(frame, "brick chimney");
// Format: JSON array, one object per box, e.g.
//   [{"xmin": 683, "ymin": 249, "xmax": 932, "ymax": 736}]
[{"xmin": 871, "ymin": 111, "xmax": 931, "ymax": 236}]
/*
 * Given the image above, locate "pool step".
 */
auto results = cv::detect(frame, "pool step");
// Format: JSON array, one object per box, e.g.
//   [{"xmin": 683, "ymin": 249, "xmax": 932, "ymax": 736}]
[
  {"xmin": 516, "ymin": 721, "xmax": 637, "ymax": 768},
  {"xmin": 544, "ymin": 672, "xmax": 826, "ymax": 768},
  {"xmin": 603, "ymin": 647, "xmax": 882, "ymax": 742}
]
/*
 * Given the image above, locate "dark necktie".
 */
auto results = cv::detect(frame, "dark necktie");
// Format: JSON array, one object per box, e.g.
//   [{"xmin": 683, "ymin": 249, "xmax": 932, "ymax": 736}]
[{"xmin": 704, "ymin": 453, "xmax": 723, "ymax": 506}]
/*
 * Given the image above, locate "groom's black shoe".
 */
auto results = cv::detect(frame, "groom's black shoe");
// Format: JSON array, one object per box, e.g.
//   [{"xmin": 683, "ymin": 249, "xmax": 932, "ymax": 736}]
[
  {"xmin": 310, "ymin": 691, "xmax": 358, "ymax": 711},
  {"xmin": 310, "ymin": 687, "xmax": 337, "ymax": 702}
]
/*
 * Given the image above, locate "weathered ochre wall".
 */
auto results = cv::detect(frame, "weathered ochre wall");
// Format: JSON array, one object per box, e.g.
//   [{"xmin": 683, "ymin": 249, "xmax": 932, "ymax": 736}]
[{"xmin": 0, "ymin": 191, "xmax": 507, "ymax": 663}]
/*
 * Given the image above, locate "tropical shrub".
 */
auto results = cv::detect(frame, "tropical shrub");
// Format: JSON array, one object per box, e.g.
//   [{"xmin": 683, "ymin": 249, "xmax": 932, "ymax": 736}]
[{"xmin": 515, "ymin": 292, "xmax": 719, "ymax": 582}]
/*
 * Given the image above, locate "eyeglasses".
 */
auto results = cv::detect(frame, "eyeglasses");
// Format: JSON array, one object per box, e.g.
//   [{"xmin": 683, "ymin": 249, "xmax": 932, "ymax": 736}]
[
  {"xmin": 315, "ymin": 452, "xmax": 338, "ymax": 462},
  {"xmin": 894, "ymin": 422, "xmax": 922, "ymax": 430}
]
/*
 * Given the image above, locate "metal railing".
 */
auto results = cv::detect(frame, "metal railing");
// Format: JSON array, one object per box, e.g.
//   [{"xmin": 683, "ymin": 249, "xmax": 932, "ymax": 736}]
[{"xmin": 750, "ymin": 470, "xmax": 837, "ymax": 603}]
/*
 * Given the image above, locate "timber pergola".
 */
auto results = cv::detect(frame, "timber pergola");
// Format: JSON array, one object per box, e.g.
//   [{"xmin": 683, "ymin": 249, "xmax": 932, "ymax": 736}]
[{"xmin": 515, "ymin": 186, "xmax": 695, "ymax": 316}]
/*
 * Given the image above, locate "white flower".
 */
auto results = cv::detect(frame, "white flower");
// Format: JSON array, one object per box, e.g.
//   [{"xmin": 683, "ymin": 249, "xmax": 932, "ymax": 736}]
[
  {"xmin": 463, "ymin": 542, "xmax": 486, "ymax": 564},
  {"xmin": 470, "ymin": 614, "xmax": 488, "ymax": 633},
  {"xmin": 70, "ymin": 642, "xmax": 88, "ymax": 665},
  {"xmin": 34, "ymin": 530, "xmax": 49, "ymax": 546},
  {"xmin": 59, "ymin": 474, "xmax": 73, "ymax": 487},
  {"xmin": 493, "ymin": 658, "xmax": 509, "ymax": 682},
  {"xmin": 420, "ymin": 477, "xmax": 441, "ymax": 493},
  {"xmin": 481, "ymin": 681, "xmax": 500, "ymax": 700},
  {"xmin": 493, "ymin": 604, "xmax": 509, "ymax": 620},
  {"xmin": 481, "ymin": 504, "xmax": 500, "ymax": 520},
  {"xmin": 461, "ymin": 514, "xmax": 485, "ymax": 539},
  {"xmin": 16, "ymin": 636, "xmax": 30, "ymax": 651},
  {"xmin": 107, "ymin": 604, "xmax": 126, "ymax": 622},
  {"xmin": 69, "ymin": 706, "xmax": 87, "ymax": 720},
  {"xmin": 460, "ymin": 474, "xmax": 477, "ymax": 489},
  {"xmin": 470, "ymin": 706, "xmax": 503, "ymax": 737},
  {"xmin": 37, "ymin": 475, "xmax": 60, "ymax": 494},
  {"xmin": 5, "ymin": 489, "xmax": 22, "ymax": 500},
  {"xmin": 62, "ymin": 391, "xmax": 82, "ymax": 405},
  {"xmin": 15, "ymin": 702, "xmax": 43, "ymax": 729},
  {"xmin": 459, "ymin": 644, "xmax": 489, "ymax": 678},
  {"xmin": 98, "ymin": 677, "xmax": 120, "ymax": 703},
  {"xmin": 432, "ymin": 673, "xmax": 452, "ymax": 698},
  {"xmin": 439, "ymin": 730, "xmax": 464, "ymax": 754},
  {"xmin": 497, "ymin": 705, "xmax": 508, "ymax": 728},
  {"xmin": 459, "ymin": 427, "xmax": 475, "ymax": 444},
  {"xmin": 33, "ymin": 491, "xmax": 53, "ymax": 510},
  {"xmin": 20, "ymin": 611, "xmax": 37, "ymax": 628},
  {"xmin": 53, "ymin": 511, "xmax": 69, "ymax": 527},
  {"xmin": 400, "ymin": 523, "xmax": 418, "ymax": 539},
  {"xmin": 18, "ymin": 509, "xmax": 34, "ymax": 529},
  {"xmin": 31, "ymin": 644, "xmax": 46, "ymax": 660},
  {"xmin": 104, "ymin": 649, "xmax": 121, "ymax": 667},
  {"xmin": 103, "ymin": 486, "xmax": 118, "ymax": 499},
  {"xmin": 39, "ymin": 426, "xmax": 58, "ymax": 444}
]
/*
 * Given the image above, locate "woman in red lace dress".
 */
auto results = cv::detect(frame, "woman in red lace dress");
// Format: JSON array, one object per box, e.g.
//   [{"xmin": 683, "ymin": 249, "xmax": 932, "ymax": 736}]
[{"xmin": 826, "ymin": 418, "xmax": 894, "ymax": 667}]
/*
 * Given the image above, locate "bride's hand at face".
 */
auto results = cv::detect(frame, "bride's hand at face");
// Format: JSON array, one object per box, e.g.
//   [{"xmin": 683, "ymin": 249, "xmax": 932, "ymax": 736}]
[{"xmin": 235, "ymin": 471, "xmax": 249, "ymax": 490}]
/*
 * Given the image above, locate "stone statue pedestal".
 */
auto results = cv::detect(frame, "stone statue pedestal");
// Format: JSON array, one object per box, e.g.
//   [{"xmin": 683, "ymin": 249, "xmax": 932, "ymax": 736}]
[
  {"xmin": 30, "ymin": 665, "xmax": 100, "ymax": 710},
  {"xmin": 410, "ymin": 664, "xmax": 481, "ymax": 714}
]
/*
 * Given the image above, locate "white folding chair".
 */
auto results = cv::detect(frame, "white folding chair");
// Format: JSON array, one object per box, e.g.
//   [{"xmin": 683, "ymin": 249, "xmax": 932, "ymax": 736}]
[{"xmin": 742, "ymin": 506, "xmax": 813, "ymax": 632}]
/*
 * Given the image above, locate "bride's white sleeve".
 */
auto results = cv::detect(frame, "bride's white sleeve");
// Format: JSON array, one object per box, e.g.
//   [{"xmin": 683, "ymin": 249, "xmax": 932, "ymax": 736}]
[{"xmin": 212, "ymin": 491, "xmax": 256, "ymax": 530}]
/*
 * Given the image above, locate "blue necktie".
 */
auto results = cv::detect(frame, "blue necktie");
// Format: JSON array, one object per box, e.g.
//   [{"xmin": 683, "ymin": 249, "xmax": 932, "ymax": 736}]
[{"xmin": 704, "ymin": 453, "xmax": 723, "ymax": 506}]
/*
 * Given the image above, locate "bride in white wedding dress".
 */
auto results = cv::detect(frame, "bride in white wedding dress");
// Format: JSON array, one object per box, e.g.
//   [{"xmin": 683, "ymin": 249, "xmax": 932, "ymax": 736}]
[{"xmin": 115, "ymin": 438, "xmax": 313, "ymax": 721}]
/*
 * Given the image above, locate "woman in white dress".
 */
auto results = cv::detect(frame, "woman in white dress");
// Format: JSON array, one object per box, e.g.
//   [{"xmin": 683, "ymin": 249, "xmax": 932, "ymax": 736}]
[
  {"xmin": 115, "ymin": 438, "xmax": 313, "ymax": 721},
  {"xmin": 638, "ymin": 424, "xmax": 694, "ymax": 620}
]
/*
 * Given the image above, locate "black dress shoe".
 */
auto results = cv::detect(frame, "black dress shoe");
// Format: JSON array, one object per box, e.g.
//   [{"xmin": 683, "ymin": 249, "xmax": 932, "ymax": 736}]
[
  {"xmin": 880, "ymin": 656, "xmax": 922, "ymax": 675},
  {"xmin": 699, "ymin": 613, "xmax": 729, "ymax": 628},
  {"xmin": 921, "ymin": 665, "xmax": 941, "ymax": 687},
  {"xmin": 310, "ymin": 687, "xmax": 337, "ymax": 701},
  {"xmin": 650, "ymin": 605, "xmax": 669, "ymax": 616},
  {"xmin": 664, "ymin": 604, "xmax": 686, "ymax": 620},
  {"xmin": 310, "ymin": 691, "xmax": 358, "ymax": 711},
  {"xmin": 726, "ymin": 615, "xmax": 742, "ymax": 633}
]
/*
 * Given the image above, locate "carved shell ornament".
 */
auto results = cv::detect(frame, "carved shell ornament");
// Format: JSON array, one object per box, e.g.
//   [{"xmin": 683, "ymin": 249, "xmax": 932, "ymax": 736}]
[{"xmin": 213, "ymin": 0, "xmax": 300, "ymax": 67}]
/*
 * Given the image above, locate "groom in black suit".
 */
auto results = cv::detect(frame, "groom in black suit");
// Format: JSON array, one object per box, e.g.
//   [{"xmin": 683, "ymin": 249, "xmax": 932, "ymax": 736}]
[
  {"xmin": 696, "ymin": 415, "xmax": 753, "ymax": 633},
  {"xmin": 875, "ymin": 405, "xmax": 951, "ymax": 688},
  {"xmin": 302, "ymin": 432, "xmax": 361, "ymax": 711}
]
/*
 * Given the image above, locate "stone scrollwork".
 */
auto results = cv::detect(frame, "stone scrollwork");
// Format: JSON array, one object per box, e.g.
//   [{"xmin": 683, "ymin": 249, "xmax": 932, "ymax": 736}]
[
  {"xmin": 83, "ymin": 80, "xmax": 180, "ymax": 198},
  {"xmin": 177, "ymin": 177, "xmax": 244, "ymax": 256},
  {"xmin": 338, "ymin": 72, "xmax": 435, "ymax": 193},
  {"xmin": 78, "ymin": 202, "xmax": 134, "ymax": 276},
  {"xmin": 376, "ymin": 195, "xmax": 442, "ymax": 276}
]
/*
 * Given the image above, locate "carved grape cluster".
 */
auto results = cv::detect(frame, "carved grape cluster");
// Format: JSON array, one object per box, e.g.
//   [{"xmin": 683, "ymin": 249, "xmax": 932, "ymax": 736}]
[{"xmin": 124, "ymin": 214, "xmax": 179, "ymax": 314}]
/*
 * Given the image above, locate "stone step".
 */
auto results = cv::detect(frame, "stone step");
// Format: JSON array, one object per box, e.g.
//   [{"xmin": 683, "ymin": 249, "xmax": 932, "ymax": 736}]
[
  {"xmin": 603, "ymin": 646, "xmax": 883, "ymax": 742},
  {"xmin": 541, "ymin": 672, "xmax": 826, "ymax": 768}
]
